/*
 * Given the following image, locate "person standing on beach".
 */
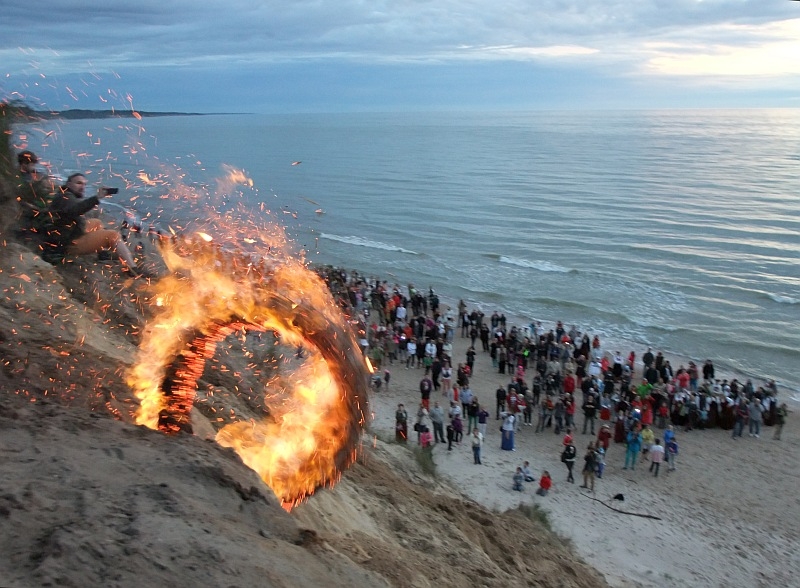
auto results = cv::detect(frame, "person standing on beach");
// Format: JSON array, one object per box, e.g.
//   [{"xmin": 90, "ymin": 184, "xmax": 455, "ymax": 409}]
[
  {"xmin": 641, "ymin": 424, "xmax": 655, "ymax": 461},
  {"xmin": 395, "ymin": 404, "xmax": 408, "ymax": 443},
  {"xmin": 748, "ymin": 397, "xmax": 764, "ymax": 438},
  {"xmin": 649, "ymin": 439, "xmax": 665, "ymax": 476},
  {"xmin": 495, "ymin": 385, "xmax": 506, "ymax": 420},
  {"xmin": 774, "ymin": 403, "xmax": 789, "ymax": 440},
  {"xmin": 406, "ymin": 338, "xmax": 417, "ymax": 368},
  {"xmin": 441, "ymin": 361, "xmax": 453, "ymax": 397},
  {"xmin": 419, "ymin": 374, "xmax": 433, "ymax": 410},
  {"xmin": 580, "ymin": 442, "xmax": 598, "ymax": 491},
  {"xmin": 623, "ymin": 424, "xmax": 642, "ymax": 470},
  {"xmin": 466, "ymin": 345, "xmax": 476, "ymax": 375},
  {"xmin": 467, "ymin": 396, "xmax": 480, "ymax": 434},
  {"xmin": 582, "ymin": 392, "xmax": 597, "ymax": 435},
  {"xmin": 477, "ymin": 404, "xmax": 490, "ymax": 438},
  {"xmin": 430, "ymin": 401, "xmax": 446, "ymax": 444},
  {"xmin": 642, "ymin": 348, "xmax": 654, "ymax": 373},
  {"xmin": 431, "ymin": 355, "xmax": 442, "ymax": 392},
  {"xmin": 460, "ymin": 385, "xmax": 473, "ymax": 420},
  {"xmin": 732, "ymin": 399, "xmax": 748, "ymax": 439},
  {"xmin": 498, "ymin": 346, "xmax": 507, "ymax": 374},
  {"xmin": 471, "ymin": 428, "xmax": 483, "ymax": 465},
  {"xmin": 702, "ymin": 359, "xmax": 715, "ymax": 383},
  {"xmin": 561, "ymin": 441, "xmax": 577, "ymax": 483},
  {"xmin": 446, "ymin": 420, "xmax": 455, "ymax": 451},
  {"xmin": 666, "ymin": 437, "xmax": 679, "ymax": 471},
  {"xmin": 500, "ymin": 411, "xmax": 516, "ymax": 451}
]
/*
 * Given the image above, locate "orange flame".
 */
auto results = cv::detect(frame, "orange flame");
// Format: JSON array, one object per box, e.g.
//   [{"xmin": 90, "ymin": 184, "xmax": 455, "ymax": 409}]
[
  {"xmin": 128, "ymin": 236, "xmax": 369, "ymax": 509},
  {"xmin": 217, "ymin": 164, "xmax": 254, "ymax": 194}
]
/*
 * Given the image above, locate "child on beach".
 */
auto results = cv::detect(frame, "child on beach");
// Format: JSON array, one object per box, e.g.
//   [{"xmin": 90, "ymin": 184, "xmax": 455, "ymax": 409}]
[
  {"xmin": 536, "ymin": 471, "xmax": 553, "ymax": 496},
  {"xmin": 513, "ymin": 467, "xmax": 525, "ymax": 491},
  {"xmin": 666, "ymin": 437, "xmax": 679, "ymax": 471},
  {"xmin": 649, "ymin": 439, "xmax": 664, "ymax": 476},
  {"xmin": 595, "ymin": 447, "xmax": 605, "ymax": 479},
  {"xmin": 641, "ymin": 424, "xmax": 654, "ymax": 461},
  {"xmin": 657, "ymin": 401, "xmax": 669, "ymax": 429},
  {"xmin": 522, "ymin": 461, "xmax": 535, "ymax": 482}
]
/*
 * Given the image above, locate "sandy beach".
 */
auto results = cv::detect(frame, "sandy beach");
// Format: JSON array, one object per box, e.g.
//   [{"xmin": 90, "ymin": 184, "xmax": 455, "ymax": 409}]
[{"xmin": 366, "ymin": 304, "xmax": 800, "ymax": 588}]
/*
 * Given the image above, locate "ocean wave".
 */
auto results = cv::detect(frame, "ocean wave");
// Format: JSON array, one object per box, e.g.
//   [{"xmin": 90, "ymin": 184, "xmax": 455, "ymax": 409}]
[
  {"xmin": 494, "ymin": 255, "xmax": 572, "ymax": 273},
  {"xmin": 319, "ymin": 233, "xmax": 418, "ymax": 255},
  {"xmin": 766, "ymin": 293, "xmax": 798, "ymax": 305},
  {"xmin": 635, "ymin": 323, "xmax": 687, "ymax": 334}
]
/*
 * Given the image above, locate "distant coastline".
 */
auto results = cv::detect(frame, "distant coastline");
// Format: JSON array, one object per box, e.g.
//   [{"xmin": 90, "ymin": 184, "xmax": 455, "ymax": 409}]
[{"xmin": 18, "ymin": 107, "xmax": 241, "ymax": 120}]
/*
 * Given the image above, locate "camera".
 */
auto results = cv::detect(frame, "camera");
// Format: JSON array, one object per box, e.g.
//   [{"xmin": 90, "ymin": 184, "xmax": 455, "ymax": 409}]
[{"xmin": 104, "ymin": 187, "xmax": 119, "ymax": 195}]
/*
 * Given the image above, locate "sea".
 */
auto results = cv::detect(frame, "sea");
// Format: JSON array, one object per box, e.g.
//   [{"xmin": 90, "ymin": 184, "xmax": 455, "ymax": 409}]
[{"xmin": 19, "ymin": 109, "xmax": 800, "ymax": 400}]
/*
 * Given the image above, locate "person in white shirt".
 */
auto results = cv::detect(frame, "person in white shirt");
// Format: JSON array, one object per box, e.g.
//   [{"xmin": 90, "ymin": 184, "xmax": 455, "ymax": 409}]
[
  {"xmin": 425, "ymin": 340, "xmax": 437, "ymax": 358},
  {"xmin": 648, "ymin": 439, "xmax": 665, "ymax": 476},
  {"xmin": 471, "ymin": 428, "xmax": 483, "ymax": 464},
  {"xmin": 406, "ymin": 339, "xmax": 418, "ymax": 368}
]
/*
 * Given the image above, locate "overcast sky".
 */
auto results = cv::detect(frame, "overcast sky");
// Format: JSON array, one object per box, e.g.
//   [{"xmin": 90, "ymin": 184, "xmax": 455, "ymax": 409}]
[{"xmin": 3, "ymin": 1, "xmax": 800, "ymax": 112}]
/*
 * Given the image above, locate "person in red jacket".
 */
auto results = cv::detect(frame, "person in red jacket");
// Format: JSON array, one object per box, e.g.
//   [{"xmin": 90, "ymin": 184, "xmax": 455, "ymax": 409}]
[
  {"xmin": 563, "ymin": 373, "xmax": 576, "ymax": 396},
  {"xmin": 536, "ymin": 471, "xmax": 553, "ymax": 496},
  {"xmin": 565, "ymin": 395, "xmax": 576, "ymax": 429},
  {"xmin": 597, "ymin": 424, "xmax": 612, "ymax": 452}
]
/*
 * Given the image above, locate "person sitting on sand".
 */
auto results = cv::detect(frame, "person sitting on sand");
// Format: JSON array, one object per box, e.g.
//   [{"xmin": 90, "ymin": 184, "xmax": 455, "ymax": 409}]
[
  {"xmin": 46, "ymin": 173, "xmax": 143, "ymax": 276},
  {"xmin": 521, "ymin": 461, "xmax": 535, "ymax": 482},
  {"xmin": 536, "ymin": 471, "xmax": 552, "ymax": 496},
  {"xmin": 15, "ymin": 150, "xmax": 57, "ymax": 238},
  {"xmin": 512, "ymin": 467, "xmax": 524, "ymax": 491}
]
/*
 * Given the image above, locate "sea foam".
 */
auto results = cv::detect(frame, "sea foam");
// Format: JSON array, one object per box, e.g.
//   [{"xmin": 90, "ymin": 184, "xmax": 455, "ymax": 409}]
[
  {"xmin": 498, "ymin": 255, "xmax": 571, "ymax": 273},
  {"xmin": 319, "ymin": 233, "xmax": 418, "ymax": 255},
  {"xmin": 767, "ymin": 293, "xmax": 798, "ymax": 305}
]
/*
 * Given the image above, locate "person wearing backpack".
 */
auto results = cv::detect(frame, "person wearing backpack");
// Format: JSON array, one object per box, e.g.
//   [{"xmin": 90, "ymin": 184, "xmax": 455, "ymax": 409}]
[{"xmin": 561, "ymin": 442, "xmax": 577, "ymax": 483}]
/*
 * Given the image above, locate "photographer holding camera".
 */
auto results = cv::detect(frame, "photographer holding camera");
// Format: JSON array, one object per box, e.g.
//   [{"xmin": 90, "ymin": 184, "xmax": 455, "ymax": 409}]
[{"xmin": 47, "ymin": 173, "xmax": 143, "ymax": 276}]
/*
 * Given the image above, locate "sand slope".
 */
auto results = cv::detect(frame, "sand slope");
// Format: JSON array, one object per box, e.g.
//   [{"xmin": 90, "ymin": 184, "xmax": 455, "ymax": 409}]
[{"xmin": 0, "ymin": 240, "xmax": 606, "ymax": 588}]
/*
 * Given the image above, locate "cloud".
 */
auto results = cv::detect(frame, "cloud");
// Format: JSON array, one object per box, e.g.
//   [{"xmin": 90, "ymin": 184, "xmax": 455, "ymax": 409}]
[
  {"xmin": 642, "ymin": 18, "xmax": 800, "ymax": 77},
  {"xmin": 2, "ymin": 0, "xmax": 800, "ymax": 110}
]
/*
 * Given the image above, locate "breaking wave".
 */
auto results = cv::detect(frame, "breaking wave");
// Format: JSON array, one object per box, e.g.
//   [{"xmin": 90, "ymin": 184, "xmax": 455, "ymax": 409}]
[
  {"xmin": 319, "ymin": 233, "xmax": 418, "ymax": 255},
  {"xmin": 495, "ymin": 255, "xmax": 572, "ymax": 273},
  {"xmin": 767, "ymin": 293, "xmax": 798, "ymax": 305}
]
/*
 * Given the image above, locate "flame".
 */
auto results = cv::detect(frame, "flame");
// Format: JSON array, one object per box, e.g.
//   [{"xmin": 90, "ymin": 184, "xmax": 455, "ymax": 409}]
[
  {"xmin": 128, "ymin": 236, "xmax": 369, "ymax": 509},
  {"xmin": 217, "ymin": 164, "xmax": 254, "ymax": 194}
]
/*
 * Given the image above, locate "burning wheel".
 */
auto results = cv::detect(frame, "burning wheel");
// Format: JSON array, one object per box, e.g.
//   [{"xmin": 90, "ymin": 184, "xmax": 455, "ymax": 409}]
[{"xmin": 128, "ymin": 239, "xmax": 370, "ymax": 508}]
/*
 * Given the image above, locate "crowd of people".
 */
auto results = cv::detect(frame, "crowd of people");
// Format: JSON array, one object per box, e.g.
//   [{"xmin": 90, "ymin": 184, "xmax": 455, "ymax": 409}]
[{"xmin": 319, "ymin": 269, "xmax": 791, "ymax": 497}]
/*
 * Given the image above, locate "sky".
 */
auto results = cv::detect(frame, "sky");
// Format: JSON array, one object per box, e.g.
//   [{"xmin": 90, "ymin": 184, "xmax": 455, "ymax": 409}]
[{"xmin": 2, "ymin": 1, "xmax": 800, "ymax": 112}]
